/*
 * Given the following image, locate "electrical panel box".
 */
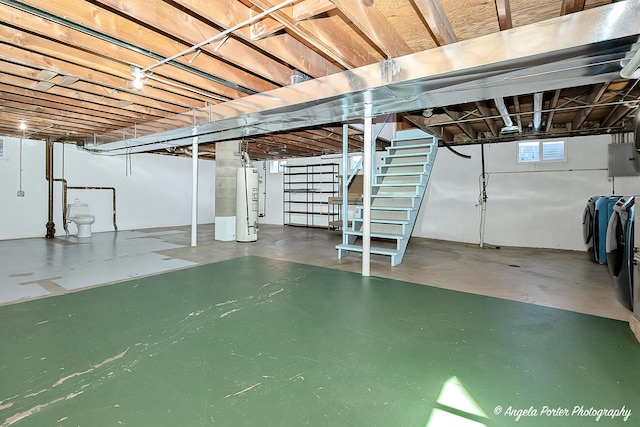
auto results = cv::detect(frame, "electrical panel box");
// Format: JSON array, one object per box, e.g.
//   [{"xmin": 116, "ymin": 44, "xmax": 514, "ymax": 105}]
[{"xmin": 608, "ymin": 143, "xmax": 639, "ymax": 177}]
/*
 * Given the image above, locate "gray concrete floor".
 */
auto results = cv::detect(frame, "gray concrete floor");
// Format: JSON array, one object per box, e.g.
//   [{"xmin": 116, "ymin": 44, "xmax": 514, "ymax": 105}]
[{"xmin": 0, "ymin": 224, "xmax": 631, "ymax": 321}]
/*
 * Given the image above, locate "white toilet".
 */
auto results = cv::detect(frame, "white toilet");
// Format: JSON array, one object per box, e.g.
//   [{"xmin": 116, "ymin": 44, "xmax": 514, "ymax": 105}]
[{"xmin": 66, "ymin": 199, "xmax": 96, "ymax": 238}]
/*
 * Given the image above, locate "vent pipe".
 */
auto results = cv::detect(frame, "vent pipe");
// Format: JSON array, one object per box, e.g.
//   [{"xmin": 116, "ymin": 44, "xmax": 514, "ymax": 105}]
[
  {"xmin": 621, "ymin": 42, "xmax": 640, "ymax": 78},
  {"xmin": 533, "ymin": 92, "xmax": 543, "ymax": 133},
  {"xmin": 494, "ymin": 97, "xmax": 520, "ymax": 134}
]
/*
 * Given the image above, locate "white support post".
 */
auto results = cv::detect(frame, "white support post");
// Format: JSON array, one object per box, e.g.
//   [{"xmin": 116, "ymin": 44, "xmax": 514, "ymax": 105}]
[
  {"xmin": 342, "ymin": 123, "xmax": 349, "ymax": 244},
  {"xmin": 191, "ymin": 128, "xmax": 199, "ymax": 247},
  {"xmin": 362, "ymin": 103, "xmax": 373, "ymax": 277}
]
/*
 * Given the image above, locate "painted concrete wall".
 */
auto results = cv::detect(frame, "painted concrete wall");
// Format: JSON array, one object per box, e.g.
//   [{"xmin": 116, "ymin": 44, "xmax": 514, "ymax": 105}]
[
  {"xmin": 3, "ymin": 133, "xmax": 637, "ymax": 250},
  {"xmin": 0, "ymin": 137, "xmax": 215, "ymax": 240},
  {"xmin": 258, "ymin": 134, "xmax": 639, "ymax": 251},
  {"xmin": 415, "ymin": 134, "xmax": 639, "ymax": 250}
]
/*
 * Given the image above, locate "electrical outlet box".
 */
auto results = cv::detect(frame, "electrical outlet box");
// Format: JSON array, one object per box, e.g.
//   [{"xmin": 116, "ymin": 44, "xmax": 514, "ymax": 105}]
[{"xmin": 17, "ymin": 191, "xmax": 24, "ymax": 197}]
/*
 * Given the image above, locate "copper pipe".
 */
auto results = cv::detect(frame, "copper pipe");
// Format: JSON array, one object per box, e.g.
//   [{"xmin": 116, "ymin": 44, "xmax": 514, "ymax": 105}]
[{"xmin": 66, "ymin": 186, "xmax": 118, "ymax": 231}]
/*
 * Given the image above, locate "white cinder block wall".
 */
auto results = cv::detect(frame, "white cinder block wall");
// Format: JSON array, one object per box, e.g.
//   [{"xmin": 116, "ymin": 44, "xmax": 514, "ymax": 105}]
[
  {"xmin": 258, "ymin": 134, "xmax": 639, "ymax": 251},
  {"xmin": 0, "ymin": 137, "xmax": 215, "ymax": 240}
]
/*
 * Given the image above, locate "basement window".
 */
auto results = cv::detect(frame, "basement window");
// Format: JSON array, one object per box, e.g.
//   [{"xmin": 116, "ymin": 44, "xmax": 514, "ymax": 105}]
[{"xmin": 517, "ymin": 140, "xmax": 565, "ymax": 163}]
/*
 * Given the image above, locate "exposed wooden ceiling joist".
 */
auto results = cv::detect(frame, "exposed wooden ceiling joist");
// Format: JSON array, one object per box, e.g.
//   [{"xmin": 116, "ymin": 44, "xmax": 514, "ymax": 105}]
[
  {"xmin": 410, "ymin": 0, "xmax": 457, "ymax": 46},
  {"xmin": 0, "ymin": 0, "xmax": 635, "ymax": 160},
  {"xmin": 329, "ymin": 0, "xmax": 413, "ymax": 58},
  {"xmin": 494, "ymin": 0, "xmax": 513, "ymax": 30}
]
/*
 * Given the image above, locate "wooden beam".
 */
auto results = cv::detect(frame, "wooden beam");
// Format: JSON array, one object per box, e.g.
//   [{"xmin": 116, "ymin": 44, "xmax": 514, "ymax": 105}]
[
  {"xmin": 0, "ymin": 43, "xmax": 220, "ymax": 113},
  {"xmin": 173, "ymin": 0, "xmax": 342, "ymax": 77},
  {"xmin": 12, "ymin": 0, "xmax": 274, "ymax": 93},
  {"xmin": 329, "ymin": 0, "xmax": 413, "ymax": 58},
  {"xmin": 0, "ymin": 6, "xmax": 246, "ymax": 101},
  {"xmin": 293, "ymin": 0, "xmax": 335, "ymax": 20},
  {"xmin": 0, "ymin": 72, "xmax": 191, "ymax": 128},
  {"xmin": 544, "ymin": 89, "xmax": 562, "ymax": 133},
  {"xmin": 572, "ymin": 83, "xmax": 608, "ymax": 130},
  {"xmin": 512, "ymin": 96, "xmax": 522, "ymax": 133},
  {"xmin": 602, "ymin": 83, "xmax": 640, "ymax": 127},
  {"xmin": 0, "ymin": 84, "xmax": 148, "ymax": 124},
  {"xmin": 603, "ymin": 105, "xmax": 636, "ymax": 128},
  {"xmin": 402, "ymin": 113, "xmax": 455, "ymax": 142},
  {"xmin": 494, "ymin": 0, "xmax": 512, "ymax": 31},
  {"xmin": 250, "ymin": 6, "xmax": 286, "ymax": 40},
  {"xmin": 247, "ymin": 0, "xmax": 379, "ymax": 68},
  {"xmin": 561, "ymin": 0, "xmax": 586, "ymax": 15},
  {"xmin": 475, "ymin": 101, "xmax": 500, "ymax": 137},
  {"xmin": 1, "ymin": 94, "xmax": 140, "ymax": 129},
  {"xmin": 93, "ymin": 0, "xmax": 293, "ymax": 87},
  {"xmin": 0, "ymin": 80, "xmax": 186, "ymax": 126},
  {"xmin": 443, "ymin": 108, "xmax": 478, "ymax": 139},
  {"xmin": 410, "ymin": 0, "xmax": 457, "ymax": 46},
  {"xmin": 0, "ymin": 54, "xmax": 199, "ymax": 115}
]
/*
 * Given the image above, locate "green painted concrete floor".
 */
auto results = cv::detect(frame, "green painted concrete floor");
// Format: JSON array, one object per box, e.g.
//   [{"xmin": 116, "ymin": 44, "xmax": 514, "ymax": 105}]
[{"xmin": 1, "ymin": 256, "xmax": 638, "ymax": 426}]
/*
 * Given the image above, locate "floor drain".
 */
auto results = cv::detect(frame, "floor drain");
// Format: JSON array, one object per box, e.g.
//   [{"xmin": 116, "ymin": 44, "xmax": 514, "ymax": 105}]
[{"xmin": 508, "ymin": 264, "xmax": 520, "ymax": 268}]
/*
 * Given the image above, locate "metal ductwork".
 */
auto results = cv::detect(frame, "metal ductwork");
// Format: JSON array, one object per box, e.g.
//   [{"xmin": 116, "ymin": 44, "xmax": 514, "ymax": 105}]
[
  {"xmin": 80, "ymin": 1, "xmax": 640, "ymax": 156},
  {"xmin": 532, "ymin": 92, "xmax": 543, "ymax": 133},
  {"xmin": 621, "ymin": 40, "xmax": 640, "ymax": 79},
  {"xmin": 494, "ymin": 97, "xmax": 519, "ymax": 135}
]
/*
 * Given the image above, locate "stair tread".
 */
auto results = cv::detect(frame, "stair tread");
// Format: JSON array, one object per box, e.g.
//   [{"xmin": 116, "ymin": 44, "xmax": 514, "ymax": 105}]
[
  {"xmin": 384, "ymin": 152, "xmax": 431, "ymax": 158},
  {"xmin": 351, "ymin": 218, "xmax": 409, "ymax": 224},
  {"xmin": 336, "ymin": 244, "xmax": 401, "ymax": 256},
  {"xmin": 389, "ymin": 142, "xmax": 435, "ymax": 149},
  {"xmin": 344, "ymin": 230, "xmax": 405, "ymax": 239},
  {"xmin": 356, "ymin": 206, "xmax": 413, "ymax": 211},
  {"xmin": 380, "ymin": 161, "xmax": 430, "ymax": 167},
  {"xmin": 377, "ymin": 172, "xmax": 424, "ymax": 177},
  {"xmin": 372, "ymin": 194, "xmax": 416, "ymax": 198},
  {"xmin": 374, "ymin": 182, "xmax": 420, "ymax": 187},
  {"xmin": 337, "ymin": 133, "xmax": 436, "ymax": 267}
]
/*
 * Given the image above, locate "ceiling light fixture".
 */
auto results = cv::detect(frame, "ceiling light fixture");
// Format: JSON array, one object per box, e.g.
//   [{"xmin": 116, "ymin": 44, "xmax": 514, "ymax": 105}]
[
  {"xmin": 130, "ymin": 66, "xmax": 146, "ymax": 90},
  {"xmin": 19, "ymin": 120, "xmax": 27, "ymax": 131}
]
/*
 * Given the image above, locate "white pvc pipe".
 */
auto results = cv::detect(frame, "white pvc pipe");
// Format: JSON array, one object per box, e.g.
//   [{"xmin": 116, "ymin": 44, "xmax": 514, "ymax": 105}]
[
  {"xmin": 362, "ymin": 103, "xmax": 373, "ymax": 277},
  {"xmin": 191, "ymin": 128, "xmax": 199, "ymax": 247}
]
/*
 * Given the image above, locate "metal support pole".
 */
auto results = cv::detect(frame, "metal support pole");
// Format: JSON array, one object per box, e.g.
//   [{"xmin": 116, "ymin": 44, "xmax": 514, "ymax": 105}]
[
  {"xmin": 362, "ymin": 103, "xmax": 373, "ymax": 276},
  {"xmin": 342, "ymin": 123, "xmax": 349, "ymax": 244},
  {"xmin": 191, "ymin": 127, "xmax": 199, "ymax": 247}
]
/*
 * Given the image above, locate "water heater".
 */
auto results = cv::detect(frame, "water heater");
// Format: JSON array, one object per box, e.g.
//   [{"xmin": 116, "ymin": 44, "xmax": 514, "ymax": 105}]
[{"xmin": 236, "ymin": 167, "xmax": 259, "ymax": 242}]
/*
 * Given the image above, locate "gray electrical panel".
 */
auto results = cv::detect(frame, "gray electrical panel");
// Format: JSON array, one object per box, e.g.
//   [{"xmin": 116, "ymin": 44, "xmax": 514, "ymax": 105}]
[{"xmin": 608, "ymin": 143, "xmax": 639, "ymax": 177}]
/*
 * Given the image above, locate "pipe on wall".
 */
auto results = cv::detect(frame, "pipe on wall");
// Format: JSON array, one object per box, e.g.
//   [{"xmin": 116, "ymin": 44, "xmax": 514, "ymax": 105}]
[
  {"xmin": 45, "ymin": 139, "xmax": 55, "ymax": 238},
  {"xmin": 46, "ymin": 142, "xmax": 118, "ymax": 235},
  {"xmin": 51, "ymin": 179, "xmax": 119, "ymax": 234},
  {"xmin": 67, "ymin": 185, "xmax": 119, "ymax": 232}
]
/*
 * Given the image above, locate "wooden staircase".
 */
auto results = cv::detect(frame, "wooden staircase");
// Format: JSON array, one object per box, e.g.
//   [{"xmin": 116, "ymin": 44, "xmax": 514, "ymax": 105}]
[{"xmin": 336, "ymin": 129, "xmax": 437, "ymax": 266}]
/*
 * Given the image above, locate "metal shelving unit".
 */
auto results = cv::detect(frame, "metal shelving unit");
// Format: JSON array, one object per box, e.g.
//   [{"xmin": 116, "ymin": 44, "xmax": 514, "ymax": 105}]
[{"xmin": 283, "ymin": 163, "xmax": 339, "ymax": 228}]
